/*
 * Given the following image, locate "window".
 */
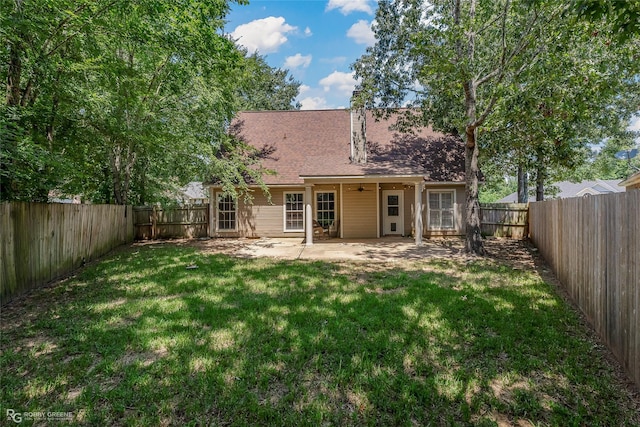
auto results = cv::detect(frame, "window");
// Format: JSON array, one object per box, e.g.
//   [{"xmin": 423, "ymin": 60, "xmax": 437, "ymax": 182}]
[
  {"xmin": 315, "ymin": 192, "xmax": 335, "ymax": 228},
  {"xmin": 284, "ymin": 192, "xmax": 304, "ymax": 231},
  {"xmin": 216, "ymin": 193, "xmax": 236, "ymax": 231},
  {"xmin": 428, "ymin": 191, "xmax": 455, "ymax": 230}
]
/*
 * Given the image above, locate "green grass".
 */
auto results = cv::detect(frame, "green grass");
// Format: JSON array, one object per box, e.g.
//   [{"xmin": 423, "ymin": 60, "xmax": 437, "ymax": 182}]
[{"xmin": 1, "ymin": 244, "xmax": 638, "ymax": 426}]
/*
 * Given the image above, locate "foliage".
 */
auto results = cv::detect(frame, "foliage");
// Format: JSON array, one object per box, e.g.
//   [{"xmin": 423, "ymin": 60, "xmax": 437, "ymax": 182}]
[
  {"xmin": 354, "ymin": 0, "xmax": 639, "ymax": 224},
  {"xmin": 574, "ymin": 136, "xmax": 640, "ymax": 181},
  {"xmin": 2, "ymin": 244, "xmax": 639, "ymax": 425},
  {"xmin": 1, "ymin": 0, "xmax": 299, "ymax": 205},
  {"xmin": 575, "ymin": 0, "xmax": 640, "ymax": 39},
  {"xmin": 236, "ymin": 52, "xmax": 301, "ymax": 111},
  {"xmin": 354, "ymin": 0, "xmax": 577, "ymax": 253},
  {"xmin": 479, "ymin": 14, "xmax": 640, "ymax": 199}
]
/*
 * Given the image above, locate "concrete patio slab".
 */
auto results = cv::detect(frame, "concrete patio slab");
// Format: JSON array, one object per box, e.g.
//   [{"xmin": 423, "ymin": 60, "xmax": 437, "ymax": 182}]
[{"xmin": 189, "ymin": 236, "xmax": 468, "ymax": 262}]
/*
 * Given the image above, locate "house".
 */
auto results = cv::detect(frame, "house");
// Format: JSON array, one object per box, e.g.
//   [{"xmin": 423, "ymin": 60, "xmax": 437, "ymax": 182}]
[
  {"xmin": 205, "ymin": 103, "xmax": 466, "ymax": 245},
  {"xmin": 179, "ymin": 181, "xmax": 208, "ymax": 205},
  {"xmin": 619, "ymin": 171, "xmax": 640, "ymax": 190},
  {"xmin": 497, "ymin": 179, "xmax": 625, "ymax": 203}
]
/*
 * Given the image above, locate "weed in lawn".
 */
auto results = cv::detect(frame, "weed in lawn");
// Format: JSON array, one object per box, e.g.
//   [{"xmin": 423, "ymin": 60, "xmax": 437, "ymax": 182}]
[{"xmin": 1, "ymin": 244, "xmax": 638, "ymax": 426}]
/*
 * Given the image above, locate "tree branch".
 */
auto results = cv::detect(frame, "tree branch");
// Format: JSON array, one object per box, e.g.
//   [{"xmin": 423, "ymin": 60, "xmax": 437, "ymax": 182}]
[{"xmin": 45, "ymin": 0, "xmax": 121, "ymax": 58}]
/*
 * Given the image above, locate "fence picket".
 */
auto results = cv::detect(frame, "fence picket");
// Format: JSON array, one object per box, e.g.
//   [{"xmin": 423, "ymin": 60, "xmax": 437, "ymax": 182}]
[
  {"xmin": 134, "ymin": 205, "xmax": 209, "ymax": 240},
  {"xmin": 529, "ymin": 191, "xmax": 639, "ymax": 388},
  {"xmin": 0, "ymin": 202, "xmax": 134, "ymax": 303}
]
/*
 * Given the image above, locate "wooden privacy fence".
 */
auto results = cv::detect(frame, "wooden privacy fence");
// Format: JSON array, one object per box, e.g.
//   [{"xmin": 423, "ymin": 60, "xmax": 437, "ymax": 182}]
[
  {"xmin": 480, "ymin": 203, "xmax": 529, "ymax": 239},
  {"xmin": 529, "ymin": 191, "xmax": 639, "ymax": 388},
  {"xmin": 1, "ymin": 202, "xmax": 134, "ymax": 303},
  {"xmin": 134, "ymin": 205, "xmax": 209, "ymax": 240}
]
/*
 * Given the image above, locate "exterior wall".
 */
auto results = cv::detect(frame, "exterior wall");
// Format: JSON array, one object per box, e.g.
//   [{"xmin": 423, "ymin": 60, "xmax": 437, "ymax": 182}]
[
  {"xmin": 342, "ymin": 185, "xmax": 378, "ymax": 238},
  {"xmin": 210, "ymin": 183, "xmax": 466, "ymax": 239},
  {"xmin": 625, "ymin": 181, "xmax": 640, "ymax": 190},
  {"xmin": 211, "ymin": 187, "xmax": 306, "ymax": 238}
]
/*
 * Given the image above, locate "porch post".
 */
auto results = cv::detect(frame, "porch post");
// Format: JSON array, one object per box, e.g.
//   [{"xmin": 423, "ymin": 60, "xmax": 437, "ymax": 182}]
[
  {"xmin": 376, "ymin": 182, "xmax": 380, "ymax": 238},
  {"xmin": 339, "ymin": 183, "xmax": 344, "ymax": 238},
  {"xmin": 415, "ymin": 182, "xmax": 424, "ymax": 246},
  {"xmin": 305, "ymin": 185, "xmax": 313, "ymax": 245}
]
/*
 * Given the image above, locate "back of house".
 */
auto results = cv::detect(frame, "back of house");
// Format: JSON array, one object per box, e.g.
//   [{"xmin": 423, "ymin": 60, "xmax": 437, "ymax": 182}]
[{"xmin": 206, "ymin": 105, "xmax": 466, "ymax": 244}]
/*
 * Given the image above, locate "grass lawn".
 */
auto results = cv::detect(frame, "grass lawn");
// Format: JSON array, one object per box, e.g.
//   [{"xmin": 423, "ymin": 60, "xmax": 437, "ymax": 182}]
[{"xmin": 1, "ymin": 243, "xmax": 638, "ymax": 426}]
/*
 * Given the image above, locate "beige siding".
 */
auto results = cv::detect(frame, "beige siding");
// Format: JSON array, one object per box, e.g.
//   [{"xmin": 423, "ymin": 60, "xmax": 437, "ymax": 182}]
[
  {"xmin": 210, "ymin": 183, "xmax": 466, "ymax": 239},
  {"xmin": 212, "ymin": 187, "xmax": 306, "ymax": 238},
  {"xmin": 404, "ymin": 187, "xmax": 415, "ymax": 236},
  {"xmin": 342, "ymin": 187, "xmax": 377, "ymax": 238}
]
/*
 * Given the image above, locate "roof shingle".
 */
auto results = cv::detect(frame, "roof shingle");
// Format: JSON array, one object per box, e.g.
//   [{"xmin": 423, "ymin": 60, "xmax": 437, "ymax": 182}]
[{"xmin": 228, "ymin": 109, "xmax": 465, "ymax": 185}]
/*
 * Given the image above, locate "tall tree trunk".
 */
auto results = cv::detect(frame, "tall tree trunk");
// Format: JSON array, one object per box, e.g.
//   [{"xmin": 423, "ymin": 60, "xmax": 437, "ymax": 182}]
[
  {"xmin": 463, "ymin": 81, "xmax": 485, "ymax": 255},
  {"xmin": 517, "ymin": 165, "xmax": 528, "ymax": 203},
  {"xmin": 459, "ymin": 0, "xmax": 484, "ymax": 255},
  {"xmin": 109, "ymin": 143, "xmax": 136, "ymax": 205},
  {"xmin": 464, "ymin": 126, "xmax": 485, "ymax": 255}
]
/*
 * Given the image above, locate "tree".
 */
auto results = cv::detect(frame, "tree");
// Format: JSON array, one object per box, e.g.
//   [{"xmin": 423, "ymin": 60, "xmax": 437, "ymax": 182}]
[
  {"xmin": 2, "ymin": 0, "xmax": 298, "ymax": 205},
  {"xmin": 575, "ymin": 0, "xmax": 640, "ymax": 39},
  {"xmin": 354, "ymin": 0, "xmax": 572, "ymax": 254},
  {"xmin": 1, "ymin": 0, "xmax": 120, "ymax": 201},
  {"xmin": 235, "ymin": 52, "xmax": 301, "ymax": 111},
  {"xmin": 479, "ymin": 14, "xmax": 640, "ymax": 201}
]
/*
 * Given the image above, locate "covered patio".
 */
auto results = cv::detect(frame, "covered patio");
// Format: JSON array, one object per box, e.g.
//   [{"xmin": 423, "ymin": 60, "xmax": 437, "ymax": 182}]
[{"xmin": 189, "ymin": 236, "xmax": 468, "ymax": 262}]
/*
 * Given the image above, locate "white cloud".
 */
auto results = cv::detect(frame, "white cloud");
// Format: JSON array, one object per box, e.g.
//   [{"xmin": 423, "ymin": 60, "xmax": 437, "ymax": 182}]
[
  {"xmin": 319, "ymin": 71, "xmax": 358, "ymax": 95},
  {"xmin": 326, "ymin": 0, "xmax": 374, "ymax": 15},
  {"xmin": 299, "ymin": 96, "xmax": 331, "ymax": 110},
  {"xmin": 347, "ymin": 20, "xmax": 375, "ymax": 46},
  {"xmin": 231, "ymin": 17, "xmax": 297, "ymax": 54},
  {"xmin": 629, "ymin": 115, "xmax": 640, "ymax": 132},
  {"xmin": 304, "ymin": 27, "xmax": 312, "ymax": 36},
  {"xmin": 299, "ymin": 85, "xmax": 311, "ymax": 95},
  {"xmin": 284, "ymin": 53, "xmax": 312, "ymax": 69}
]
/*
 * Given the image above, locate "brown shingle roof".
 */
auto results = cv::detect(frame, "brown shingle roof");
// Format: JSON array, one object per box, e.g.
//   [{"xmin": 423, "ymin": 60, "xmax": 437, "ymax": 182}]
[{"xmin": 228, "ymin": 109, "xmax": 465, "ymax": 185}]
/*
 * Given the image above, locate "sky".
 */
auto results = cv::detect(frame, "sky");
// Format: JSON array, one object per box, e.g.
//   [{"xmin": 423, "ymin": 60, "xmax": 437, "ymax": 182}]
[
  {"xmin": 225, "ymin": 0, "xmax": 376, "ymax": 110},
  {"xmin": 224, "ymin": 0, "xmax": 640, "ymax": 140}
]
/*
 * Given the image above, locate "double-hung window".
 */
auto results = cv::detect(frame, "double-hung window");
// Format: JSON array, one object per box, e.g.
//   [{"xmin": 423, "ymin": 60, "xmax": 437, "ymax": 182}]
[
  {"xmin": 216, "ymin": 193, "xmax": 237, "ymax": 231},
  {"xmin": 284, "ymin": 192, "xmax": 304, "ymax": 231},
  {"xmin": 315, "ymin": 192, "xmax": 335, "ymax": 229},
  {"xmin": 428, "ymin": 191, "xmax": 455, "ymax": 230}
]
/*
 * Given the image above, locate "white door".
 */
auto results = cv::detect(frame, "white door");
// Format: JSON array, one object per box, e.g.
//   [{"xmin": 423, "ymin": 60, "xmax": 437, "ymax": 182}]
[{"xmin": 382, "ymin": 190, "xmax": 404, "ymax": 236}]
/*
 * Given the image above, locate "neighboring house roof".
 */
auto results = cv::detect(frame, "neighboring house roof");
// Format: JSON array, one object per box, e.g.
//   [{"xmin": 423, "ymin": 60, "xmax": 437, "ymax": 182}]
[
  {"xmin": 180, "ymin": 182, "xmax": 207, "ymax": 200},
  {"xmin": 497, "ymin": 179, "xmax": 625, "ymax": 202},
  {"xmin": 224, "ymin": 109, "xmax": 465, "ymax": 185}
]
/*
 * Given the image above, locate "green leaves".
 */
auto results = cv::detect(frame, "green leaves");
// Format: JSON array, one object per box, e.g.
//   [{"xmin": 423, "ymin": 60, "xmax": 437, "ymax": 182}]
[{"xmin": 2, "ymin": 0, "xmax": 298, "ymax": 204}]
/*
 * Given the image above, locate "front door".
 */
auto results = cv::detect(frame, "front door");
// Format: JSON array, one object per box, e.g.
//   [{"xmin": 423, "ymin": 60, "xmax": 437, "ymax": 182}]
[{"xmin": 382, "ymin": 190, "xmax": 404, "ymax": 236}]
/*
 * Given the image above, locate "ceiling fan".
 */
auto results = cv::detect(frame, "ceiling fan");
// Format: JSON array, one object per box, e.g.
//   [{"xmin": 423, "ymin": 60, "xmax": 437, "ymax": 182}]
[{"xmin": 349, "ymin": 184, "xmax": 374, "ymax": 192}]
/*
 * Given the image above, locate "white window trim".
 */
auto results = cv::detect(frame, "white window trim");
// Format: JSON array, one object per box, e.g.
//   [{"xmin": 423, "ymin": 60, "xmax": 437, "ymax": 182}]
[
  {"xmin": 314, "ymin": 190, "xmax": 337, "ymax": 229},
  {"xmin": 426, "ymin": 190, "xmax": 456, "ymax": 231},
  {"xmin": 215, "ymin": 192, "xmax": 238, "ymax": 232},
  {"xmin": 283, "ymin": 192, "xmax": 305, "ymax": 232}
]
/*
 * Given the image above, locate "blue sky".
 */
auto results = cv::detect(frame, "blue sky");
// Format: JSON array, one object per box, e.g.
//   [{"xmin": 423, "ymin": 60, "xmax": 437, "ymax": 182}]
[
  {"xmin": 225, "ymin": 0, "xmax": 376, "ymax": 110},
  {"xmin": 224, "ymin": 1, "xmax": 640, "ymax": 139}
]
